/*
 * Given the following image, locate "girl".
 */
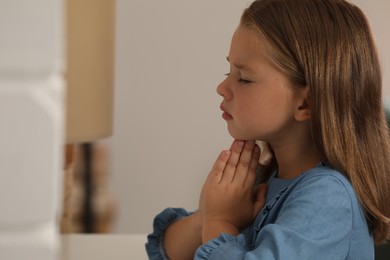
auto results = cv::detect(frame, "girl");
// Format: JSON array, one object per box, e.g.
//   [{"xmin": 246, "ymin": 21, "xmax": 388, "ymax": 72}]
[{"xmin": 146, "ymin": 0, "xmax": 390, "ymax": 259}]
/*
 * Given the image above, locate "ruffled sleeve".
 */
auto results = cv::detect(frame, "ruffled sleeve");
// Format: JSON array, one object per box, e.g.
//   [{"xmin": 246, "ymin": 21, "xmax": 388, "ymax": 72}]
[
  {"xmin": 195, "ymin": 233, "xmax": 248, "ymax": 260},
  {"xmin": 145, "ymin": 208, "xmax": 192, "ymax": 260}
]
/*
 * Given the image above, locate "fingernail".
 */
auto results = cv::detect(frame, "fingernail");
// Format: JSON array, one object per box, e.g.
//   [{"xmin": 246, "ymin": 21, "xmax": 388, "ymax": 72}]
[{"xmin": 223, "ymin": 150, "xmax": 231, "ymax": 156}]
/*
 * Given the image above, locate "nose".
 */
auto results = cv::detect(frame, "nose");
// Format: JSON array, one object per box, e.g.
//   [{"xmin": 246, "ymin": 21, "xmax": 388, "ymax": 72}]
[{"xmin": 216, "ymin": 78, "xmax": 232, "ymax": 100}]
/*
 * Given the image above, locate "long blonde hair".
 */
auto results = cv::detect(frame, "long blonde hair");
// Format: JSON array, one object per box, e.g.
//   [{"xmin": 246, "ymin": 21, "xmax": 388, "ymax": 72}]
[{"xmin": 243, "ymin": 0, "xmax": 390, "ymax": 244}]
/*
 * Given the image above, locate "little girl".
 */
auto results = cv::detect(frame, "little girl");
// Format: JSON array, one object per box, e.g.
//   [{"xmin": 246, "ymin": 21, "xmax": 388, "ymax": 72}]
[{"xmin": 146, "ymin": 0, "xmax": 390, "ymax": 259}]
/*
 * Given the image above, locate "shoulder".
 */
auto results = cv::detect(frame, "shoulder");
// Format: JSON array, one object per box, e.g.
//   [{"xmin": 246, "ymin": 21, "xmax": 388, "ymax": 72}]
[
  {"xmin": 300, "ymin": 163, "xmax": 348, "ymax": 184},
  {"xmin": 264, "ymin": 163, "xmax": 357, "ymax": 220},
  {"xmin": 293, "ymin": 163, "xmax": 355, "ymax": 200},
  {"xmin": 278, "ymin": 163, "xmax": 364, "ymax": 225}
]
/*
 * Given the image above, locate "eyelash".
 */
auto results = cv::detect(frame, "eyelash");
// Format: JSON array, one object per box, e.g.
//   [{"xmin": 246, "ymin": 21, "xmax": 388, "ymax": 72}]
[{"xmin": 225, "ymin": 73, "xmax": 251, "ymax": 84}]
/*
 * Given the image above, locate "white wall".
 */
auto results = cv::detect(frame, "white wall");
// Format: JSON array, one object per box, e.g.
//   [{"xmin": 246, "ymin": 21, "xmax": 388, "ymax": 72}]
[
  {"xmin": 110, "ymin": 0, "xmax": 390, "ymax": 234},
  {"xmin": 0, "ymin": 0, "xmax": 64, "ymax": 259},
  {"xmin": 353, "ymin": 0, "xmax": 390, "ymax": 99}
]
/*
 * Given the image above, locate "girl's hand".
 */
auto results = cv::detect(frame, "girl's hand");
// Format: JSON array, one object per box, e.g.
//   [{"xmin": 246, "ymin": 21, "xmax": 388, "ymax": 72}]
[{"xmin": 199, "ymin": 140, "xmax": 267, "ymax": 243}]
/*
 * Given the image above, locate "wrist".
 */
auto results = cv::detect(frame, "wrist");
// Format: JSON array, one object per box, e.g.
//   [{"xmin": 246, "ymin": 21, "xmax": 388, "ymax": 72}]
[
  {"xmin": 202, "ymin": 219, "xmax": 239, "ymax": 244},
  {"xmin": 190, "ymin": 211, "xmax": 203, "ymax": 241}
]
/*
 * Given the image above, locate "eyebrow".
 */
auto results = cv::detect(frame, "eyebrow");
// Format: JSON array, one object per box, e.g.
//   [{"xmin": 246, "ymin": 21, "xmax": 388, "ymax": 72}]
[{"xmin": 226, "ymin": 56, "xmax": 255, "ymax": 72}]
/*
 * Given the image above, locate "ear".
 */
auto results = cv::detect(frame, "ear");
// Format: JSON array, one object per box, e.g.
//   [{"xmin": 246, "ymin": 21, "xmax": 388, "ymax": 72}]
[{"xmin": 294, "ymin": 87, "xmax": 311, "ymax": 122}]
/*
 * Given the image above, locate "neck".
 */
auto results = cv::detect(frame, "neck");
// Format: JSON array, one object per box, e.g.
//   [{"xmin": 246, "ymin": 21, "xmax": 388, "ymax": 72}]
[{"xmin": 271, "ymin": 138, "xmax": 322, "ymax": 179}]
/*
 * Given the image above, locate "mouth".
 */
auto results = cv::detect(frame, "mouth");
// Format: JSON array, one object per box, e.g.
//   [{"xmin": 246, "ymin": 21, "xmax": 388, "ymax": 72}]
[{"xmin": 220, "ymin": 104, "xmax": 233, "ymax": 120}]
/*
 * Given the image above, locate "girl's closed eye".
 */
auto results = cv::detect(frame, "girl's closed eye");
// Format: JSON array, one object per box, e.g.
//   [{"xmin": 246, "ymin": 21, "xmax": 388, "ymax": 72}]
[
  {"xmin": 238, "ymin": 78, "xmax": 251, "ymax": 84},
  {"xmin": 224, "ymin": 72, "xmax": 252, "ymax": 85}
]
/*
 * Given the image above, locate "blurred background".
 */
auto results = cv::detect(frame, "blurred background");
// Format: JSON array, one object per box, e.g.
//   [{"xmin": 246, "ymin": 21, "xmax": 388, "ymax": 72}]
[{"xmin": 67, "ymin": 0, "xmax": 249, "ymax": 235}]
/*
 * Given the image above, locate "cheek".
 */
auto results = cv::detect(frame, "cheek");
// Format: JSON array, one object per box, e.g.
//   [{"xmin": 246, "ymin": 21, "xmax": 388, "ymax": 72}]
[{"xmin": 242, "ymin": 91, "xmax": 294, "ymax": 124}]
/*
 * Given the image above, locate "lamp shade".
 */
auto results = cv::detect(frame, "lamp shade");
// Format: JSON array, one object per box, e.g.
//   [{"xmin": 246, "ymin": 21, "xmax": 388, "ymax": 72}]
[{"xmin": 65, "ymin": 0, "xmax": 115, "ymax": 143}]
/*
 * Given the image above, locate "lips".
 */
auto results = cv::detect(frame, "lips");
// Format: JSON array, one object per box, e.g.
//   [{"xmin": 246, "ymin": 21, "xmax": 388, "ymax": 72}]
[{"xmin": 220, "ymin": 104, "xmax": 233, "ymax": 120}]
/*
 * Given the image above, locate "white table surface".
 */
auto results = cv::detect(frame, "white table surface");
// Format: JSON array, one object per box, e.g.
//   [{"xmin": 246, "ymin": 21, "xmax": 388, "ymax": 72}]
[{"xmin": 61, "ymin": 234, "xmax": 148, "ymax": 260}]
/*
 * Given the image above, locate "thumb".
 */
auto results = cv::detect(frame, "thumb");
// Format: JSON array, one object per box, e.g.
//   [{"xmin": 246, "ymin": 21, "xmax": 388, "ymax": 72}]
[{"xmin": 253, "ymin": 183, "xmax": 268, "ymax": 218}]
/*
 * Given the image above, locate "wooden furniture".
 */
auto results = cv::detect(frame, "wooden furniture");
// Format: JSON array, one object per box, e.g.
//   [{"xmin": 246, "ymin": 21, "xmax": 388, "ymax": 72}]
[{"xmin": 61, "ymin": 234, "xmax": 148, "ymax": 260}]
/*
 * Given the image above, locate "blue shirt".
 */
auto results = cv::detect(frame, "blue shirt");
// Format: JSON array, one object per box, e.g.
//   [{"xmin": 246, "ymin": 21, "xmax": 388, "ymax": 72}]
[{"xmin": 146, "ymin": 163, "xmax": 374, "ymax": 259}]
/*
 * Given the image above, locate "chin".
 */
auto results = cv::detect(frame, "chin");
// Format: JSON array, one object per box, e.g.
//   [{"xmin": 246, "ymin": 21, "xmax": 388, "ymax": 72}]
[{"xmin": 227, "ymin": 128, "xmax": 250, "ymax": 141}]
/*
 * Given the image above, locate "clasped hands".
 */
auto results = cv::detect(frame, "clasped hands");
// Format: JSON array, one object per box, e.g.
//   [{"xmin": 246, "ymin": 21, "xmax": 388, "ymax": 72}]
[{"xmin": 198, "ymin": 140, "xmax": 268, "ymax": 243}]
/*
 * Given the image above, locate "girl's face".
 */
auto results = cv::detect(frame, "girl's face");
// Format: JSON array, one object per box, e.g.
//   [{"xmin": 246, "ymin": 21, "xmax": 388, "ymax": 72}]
[{"xmin": 217, "ymin": 25, "xmax": 305, "ymax": 143}]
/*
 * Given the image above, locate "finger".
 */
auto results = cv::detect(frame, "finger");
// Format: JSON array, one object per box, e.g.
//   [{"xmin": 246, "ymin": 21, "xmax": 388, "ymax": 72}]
[
  {"xmin": 244, "ymin": 144, "xmax": 261, "ymax": 189},
  {"xmin": 254, "ymin": 183, "xmax": 268, "ymax": 200},
  {"xmin": 220, "ymin": 140, "xmax": 244, "ymax": 183},
  {"xmin": 207, "ymin": 150, "xmax": 231, "ymax": 184},
  {"xmin": 229, "ymin": 140, "xmax": 236, "ymax": 151},
  {"xmin": 232, "ymin": 141, "xmax": 255, "ymax": 185},
  {"xmin": 253, "ymin": 183, "xmax": 268, "ymax": 218}
]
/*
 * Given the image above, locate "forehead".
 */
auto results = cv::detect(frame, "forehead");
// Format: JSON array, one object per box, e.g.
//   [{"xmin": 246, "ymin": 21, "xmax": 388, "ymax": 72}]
[{"xmin": 228, "ymin": 25, "xmax": 271, "ymax": 66}]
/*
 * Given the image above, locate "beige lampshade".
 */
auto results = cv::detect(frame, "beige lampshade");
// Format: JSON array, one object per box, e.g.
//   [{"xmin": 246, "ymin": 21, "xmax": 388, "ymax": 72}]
[{"xmin": 65, "ymin": 0, "xmax": 115, "ymax": 143}]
